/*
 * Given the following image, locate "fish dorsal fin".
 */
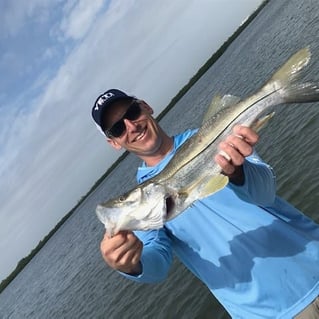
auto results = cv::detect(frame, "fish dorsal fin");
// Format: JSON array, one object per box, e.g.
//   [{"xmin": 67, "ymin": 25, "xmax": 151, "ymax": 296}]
[
  {"xmin": 201, "ymin": 94, "xmax": 241, "ymax": 124},
  {"xmin": 201, "ymin": 94, "xmax": 222, "ymax": 123}
]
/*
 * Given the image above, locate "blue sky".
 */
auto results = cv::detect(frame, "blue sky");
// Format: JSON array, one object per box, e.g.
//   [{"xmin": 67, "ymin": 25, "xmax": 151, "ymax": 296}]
[{"xmin": 0, "ymin": 0, "xmax": 262, "ymax": 281}]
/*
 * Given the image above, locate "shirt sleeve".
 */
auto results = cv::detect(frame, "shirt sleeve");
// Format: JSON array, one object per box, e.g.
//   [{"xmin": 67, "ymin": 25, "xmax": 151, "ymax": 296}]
[
  {"xmin": 119, "ymin": 228, "xmax": 173, "ymax": 283},
  {"xmin": 229, "ymin": 150, "xmax": 276, "ymax": 206}
]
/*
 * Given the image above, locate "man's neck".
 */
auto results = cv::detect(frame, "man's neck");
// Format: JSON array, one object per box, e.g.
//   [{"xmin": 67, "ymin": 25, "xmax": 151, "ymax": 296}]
[{"xmin": 141, "ymin": 135, "xmax": 174, "ymax": 167}]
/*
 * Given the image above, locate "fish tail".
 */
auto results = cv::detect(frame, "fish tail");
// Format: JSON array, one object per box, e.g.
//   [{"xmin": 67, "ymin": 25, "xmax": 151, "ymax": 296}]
[
  {"xmin": 268, "ymin": 47, "xmax": 311, "ymax": 86},
  {"xmin": 263, "ymin": 47, "xmax": 319, "ymax": 103},
  {"xmin": 281, "ymin": 82, "xmax": 319, "ymax": 103}
]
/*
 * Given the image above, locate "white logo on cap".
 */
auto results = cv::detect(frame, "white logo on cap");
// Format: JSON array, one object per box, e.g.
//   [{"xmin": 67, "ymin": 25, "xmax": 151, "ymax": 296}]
[{"xmin": 94, "ymin": 92, "xmax": 115, "ymax": 110}]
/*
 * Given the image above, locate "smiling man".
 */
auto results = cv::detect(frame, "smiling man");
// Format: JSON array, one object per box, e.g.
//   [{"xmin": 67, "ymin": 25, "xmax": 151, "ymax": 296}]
[{"xmin": 92, "ymin": 89, "xmax": 319, "ymax": 319}]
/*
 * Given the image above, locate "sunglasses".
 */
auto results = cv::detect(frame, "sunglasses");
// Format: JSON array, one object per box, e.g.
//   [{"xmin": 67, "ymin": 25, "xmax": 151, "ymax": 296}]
[{"xmin": 104, "ymin": 101, "xmax": 142, "ymax": 138}]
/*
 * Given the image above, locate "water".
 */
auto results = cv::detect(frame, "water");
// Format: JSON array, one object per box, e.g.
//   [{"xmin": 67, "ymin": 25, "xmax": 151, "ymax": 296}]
[{"xmin": 1, "ymin": 0, "xmax": 319, "ymax": 318}]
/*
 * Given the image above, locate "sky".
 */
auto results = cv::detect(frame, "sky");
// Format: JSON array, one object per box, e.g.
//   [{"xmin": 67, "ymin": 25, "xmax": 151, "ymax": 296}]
[{"xmin": 0, "ymin": 0, "xmax": 263, "ymax": 281}]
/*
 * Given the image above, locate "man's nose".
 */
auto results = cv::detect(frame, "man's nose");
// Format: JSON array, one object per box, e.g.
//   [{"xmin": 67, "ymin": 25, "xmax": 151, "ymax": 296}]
[{"xmin": 123, "ymin": 118, "xmax": 138, "ymax": 131}]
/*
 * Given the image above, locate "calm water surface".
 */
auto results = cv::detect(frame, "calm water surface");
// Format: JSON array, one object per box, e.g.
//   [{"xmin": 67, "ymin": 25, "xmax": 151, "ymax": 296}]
[{"xmin": 1, "ymin": 0, "xmax": 319, "ymax": 318}]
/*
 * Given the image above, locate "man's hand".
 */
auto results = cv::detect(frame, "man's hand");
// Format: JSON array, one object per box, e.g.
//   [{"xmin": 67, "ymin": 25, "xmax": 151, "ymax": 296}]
[
  {"xmin": 100, "ymin": 230, "xmax": 143, "ymax": 275},
  {"xmin": 214, "ymin": 125, "xmax": 259, "ymax": 185}
]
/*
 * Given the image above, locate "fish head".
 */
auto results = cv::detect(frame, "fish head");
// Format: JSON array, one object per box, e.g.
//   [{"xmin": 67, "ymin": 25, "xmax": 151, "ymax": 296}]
[{"xmin": 96, "ymin": 182, "xmax": 172, "ymax": 236}]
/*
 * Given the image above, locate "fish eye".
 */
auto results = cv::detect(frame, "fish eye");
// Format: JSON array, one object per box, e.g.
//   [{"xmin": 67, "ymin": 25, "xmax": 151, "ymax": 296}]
[{"xmin": 119, "ymin": 196, "xmax": 125, "ymax": 202}]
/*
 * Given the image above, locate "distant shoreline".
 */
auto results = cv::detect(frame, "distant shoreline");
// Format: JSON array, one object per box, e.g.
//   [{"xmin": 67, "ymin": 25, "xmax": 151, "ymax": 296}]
[{"xmin": 0, "ymin": 0, "xmax": 270, "ymax": 294}]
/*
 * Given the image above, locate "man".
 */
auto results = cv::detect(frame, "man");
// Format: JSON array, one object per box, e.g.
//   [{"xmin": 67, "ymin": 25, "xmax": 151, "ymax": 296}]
[{"xmin": 92, "ymin": 89, "xmax": 319, "ymax": 319}]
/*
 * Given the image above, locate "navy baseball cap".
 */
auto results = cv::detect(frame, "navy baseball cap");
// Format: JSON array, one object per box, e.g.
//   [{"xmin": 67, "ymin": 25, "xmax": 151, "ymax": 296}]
[{"xmin": 91, "ymin": 89, "xmax": 134, "ymax": 134}]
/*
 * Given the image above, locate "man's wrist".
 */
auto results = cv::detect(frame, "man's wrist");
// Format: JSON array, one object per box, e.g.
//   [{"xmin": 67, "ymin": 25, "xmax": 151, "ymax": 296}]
[
  {"xmin": 122, "ymin": 262, "xmax": 142, "ymax": 276},
  {"xmin": 228, "ymin": 165, "xmax": 245, "ymax": 186}
]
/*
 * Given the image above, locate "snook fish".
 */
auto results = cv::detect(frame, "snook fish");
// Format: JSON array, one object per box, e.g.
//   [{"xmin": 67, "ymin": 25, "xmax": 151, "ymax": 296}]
[{"xmin": 96, "ymin": 47, "xmax": 319, "ymax": 236}]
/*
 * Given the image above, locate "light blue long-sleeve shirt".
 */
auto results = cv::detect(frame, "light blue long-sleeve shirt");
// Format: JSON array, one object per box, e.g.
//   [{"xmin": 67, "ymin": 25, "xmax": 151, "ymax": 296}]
[{"xmin": 121, "ymin": 129, "xmax": 319, "ymax": 319}]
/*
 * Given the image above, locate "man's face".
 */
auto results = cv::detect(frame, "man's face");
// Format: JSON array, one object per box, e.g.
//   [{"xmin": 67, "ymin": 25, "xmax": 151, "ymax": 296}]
[{"xmin": 103, "ymin": 100, "xmax": 165, "ymax": 158}]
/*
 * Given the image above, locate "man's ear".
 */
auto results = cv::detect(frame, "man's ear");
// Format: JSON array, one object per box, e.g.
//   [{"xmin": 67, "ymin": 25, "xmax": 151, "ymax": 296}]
[{"xmin": 106, "ymin": 138, "xmax": 122, "ymax": 150}]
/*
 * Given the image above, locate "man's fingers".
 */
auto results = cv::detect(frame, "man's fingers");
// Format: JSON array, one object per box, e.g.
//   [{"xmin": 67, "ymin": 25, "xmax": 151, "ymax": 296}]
[
  {"xmin": 215, "ymin": 125, "xmax": 260, "ymax": 176},
  {"xmin": 224, "ymin": 134, "xmax": 254, "ymax": 158},
  {"xmin": 218, "ymin": 139, "xmax": 247, "ymax": 166},
  {"xmin": 100, "ymin": 230, "xmax": 142, "ymax": 270},
  {"xmin": 232, "ymin": 124, "xmax": 259, "ymax": 145},
  {"xmin": 116, "ymin": 239, "xmax": 143, "ymax": 267},
  {"xmin": 215, "ymin": 153, "xmax": 235, "ymax": 175}
]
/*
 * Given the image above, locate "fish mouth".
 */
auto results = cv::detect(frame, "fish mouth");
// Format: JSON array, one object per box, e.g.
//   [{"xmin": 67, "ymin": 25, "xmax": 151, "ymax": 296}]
[{"xmin": 165, "ymin": 195, "xmax": 175, "ymax": 220}]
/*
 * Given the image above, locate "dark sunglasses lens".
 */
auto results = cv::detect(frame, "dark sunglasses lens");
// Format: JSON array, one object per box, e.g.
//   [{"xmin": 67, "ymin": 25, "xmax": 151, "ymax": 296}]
[
  {"xmin": 125, "ymin": 102, "xmax": 141, "ymax": 120},
  {"xmin": 106, "ymin": 102, "xmax": 141, "ymax": 137},
  {"xmin": 108, "ymin": 121, "xmax": 125, "ymax": 137}
]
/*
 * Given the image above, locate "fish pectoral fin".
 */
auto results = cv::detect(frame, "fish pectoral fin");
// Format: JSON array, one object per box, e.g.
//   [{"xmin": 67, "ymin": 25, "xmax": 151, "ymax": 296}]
[
  {"xmin": 179, "ymin": 174, "xmax": 229, "ymax": 201},
  {"xmin": 199, "ymin": 174, "xmax": 229, "ymax": 199}
]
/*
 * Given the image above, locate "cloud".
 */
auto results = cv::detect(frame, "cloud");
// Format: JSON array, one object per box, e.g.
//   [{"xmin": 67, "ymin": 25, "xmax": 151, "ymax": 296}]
[
  {"xmin": 59, "ymin": 0, "xmax": 105, "ymax": 40},
  {"xmin": 0, "ymin": 0, "xmax": 57, "ymax": 37}
]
